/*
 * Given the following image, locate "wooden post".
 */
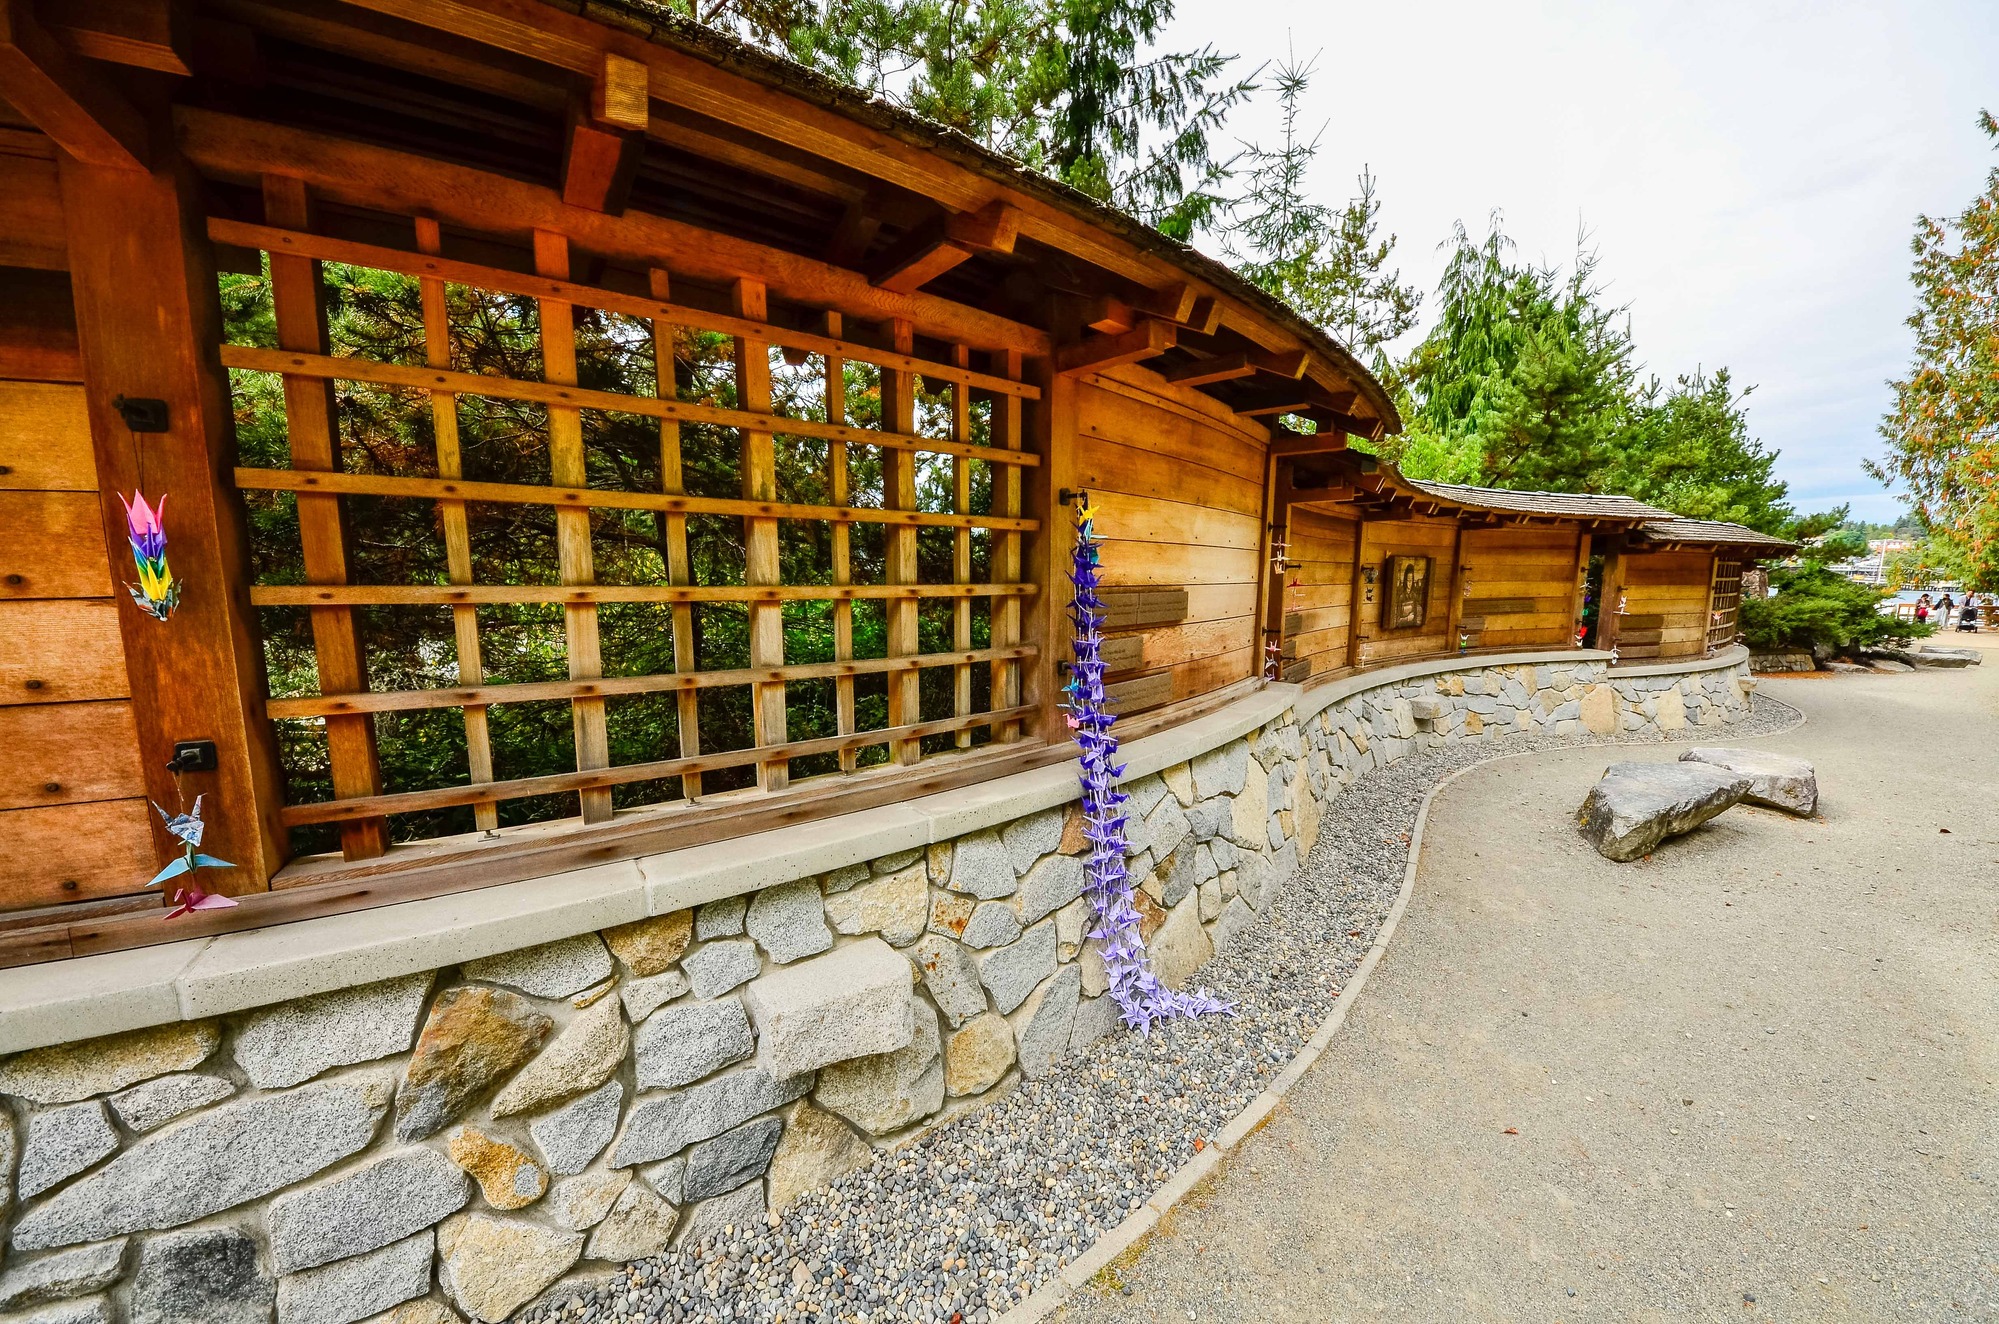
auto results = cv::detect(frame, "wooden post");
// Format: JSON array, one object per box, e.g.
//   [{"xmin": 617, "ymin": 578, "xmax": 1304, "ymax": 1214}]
[
  {"xmin": 1443, "ymin": 522, "xmax": 1467, "ymax": 655},
  {"xmin": 1599, "ymin": 545, "xmax": 1626, "ymax": 656},
  {"xmin": 1254, "ymin": 445, "xmax": 1282, "ymax": 681},
  {"xmin": 992, "ymin": 347, "xmax": 1024, "ymax": 742},
  {"xmin": 1346, "ymin": 517, "xmax": 1371, "ymax": 671},
  {"xmin": 58, "ymin": 153, "xmax": 287, "ymax": 890},
  {"xmin": 950, "ymin": 343, "xmax": 973, "ymax": 747},
  {"xmin": 1570, "ymin": 531, "xmax": 1593, "ymax": 648},
  {"xmin": 733, "ymin": 278, "xmax": 787, "ymax": 789},
  {"xmin": 650, "ymin": 268, "xmax": 702, "ymax": 800},
  {"xmin": 823, "ymin": 311, "xmax": 857, "ymax": 771},
  {"xmin": 261, "ymin": 174, "xmax": 387, "ymax": 859},
  {"xmin": 533, "ymin": 230, "xmax": 613, "ymax": 823},
  {"xmin": 414, "ymin": 216, "xmax": 495, "ymax": 832},
  {"xmin": 882, "ymin": 318, "xmax": 920, "ymax": 764},
  {"xmin": 1021, "ymin": 356, "xmax": 1070, "ymax": 746}
]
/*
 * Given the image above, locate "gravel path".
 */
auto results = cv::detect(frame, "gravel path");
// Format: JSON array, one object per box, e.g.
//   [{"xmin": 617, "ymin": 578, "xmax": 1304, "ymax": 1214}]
[
  {"xmin": 528, "ymin": 692, "xmax": 1804, "ymax": 1324},
  {"xmin": 1061, "ymin": 649, "xmax": 1999, "ymax": 1323}
]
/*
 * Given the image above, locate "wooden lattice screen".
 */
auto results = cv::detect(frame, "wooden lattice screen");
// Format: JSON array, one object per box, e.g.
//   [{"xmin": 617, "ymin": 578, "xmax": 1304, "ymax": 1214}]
[
  {"xmin": 1707, "ymin": 556, "xmax": 1743, "ymax": 652},
  {"xmin": 215, "ymin": 186, "xmax": 1040, "ymax": 863}
]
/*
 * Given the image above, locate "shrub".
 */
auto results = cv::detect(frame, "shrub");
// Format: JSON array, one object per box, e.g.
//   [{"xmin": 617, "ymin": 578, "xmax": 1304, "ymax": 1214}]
[{"xmin": 1739, "ymin": 564, "xmax": 1933, "ymax": 655}]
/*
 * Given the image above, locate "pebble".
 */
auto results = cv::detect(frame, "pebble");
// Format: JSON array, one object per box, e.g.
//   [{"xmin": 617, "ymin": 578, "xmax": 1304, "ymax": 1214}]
[{"xmin": 519, "ymin": 695, "xmax": 1797, "ymax": 1324}]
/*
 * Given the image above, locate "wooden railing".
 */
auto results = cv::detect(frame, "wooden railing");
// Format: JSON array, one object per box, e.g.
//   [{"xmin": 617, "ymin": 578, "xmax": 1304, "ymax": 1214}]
[{"xmin": 215, "ymin": 188, "xmax": 1042, "ymax": 867}]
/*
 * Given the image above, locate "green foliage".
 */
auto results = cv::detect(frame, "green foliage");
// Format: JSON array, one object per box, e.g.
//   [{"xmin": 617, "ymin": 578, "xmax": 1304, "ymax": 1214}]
[
  {"xmin": 1870, "ymin": 109, "xmax": 1999, "ymax": 591},
  {"xmin": 1738, "ymin": 563, "xmax": 1930, "ymax": 655},
  {"xmin": 1610, "ymin": 369, "xmax": 1793, "ymax": 535},
  {"xmin": 1219, "ymin": 57, "xmax": 1420, "ymax": 369},
  {"xmin": 691, "ymin": 0, "xmax": 1254, "ymax": 234}
]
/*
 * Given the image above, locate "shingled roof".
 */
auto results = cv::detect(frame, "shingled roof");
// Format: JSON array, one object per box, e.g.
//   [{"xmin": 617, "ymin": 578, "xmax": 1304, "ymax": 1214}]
[
  {"xmin": 1633, "ymin": 517, "xmax": 1797, "ymax": 553},
  {"xmin": 1399, "ymin": 479, "xmax": 1673, "ymax": 522},
  {"xmin": 547, "ymin": 0, "xmax": 1402, "ymax": 433}
]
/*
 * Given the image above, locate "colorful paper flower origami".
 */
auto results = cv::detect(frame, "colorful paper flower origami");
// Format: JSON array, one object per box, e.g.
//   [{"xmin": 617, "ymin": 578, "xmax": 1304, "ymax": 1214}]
[
  {"xmin": 1063, "ymin": 493, "xmax": 1231, "ymax": 1036},
  {"xmin": 119, "ymin": 490, "xmax": 180, "ymax": 621}
]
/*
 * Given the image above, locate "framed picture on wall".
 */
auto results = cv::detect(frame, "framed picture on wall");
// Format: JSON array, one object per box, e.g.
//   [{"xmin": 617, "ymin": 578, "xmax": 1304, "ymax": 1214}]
[{"xmin": 1383, "ymin": 555, "xmax": 1431, "ymax": 629}]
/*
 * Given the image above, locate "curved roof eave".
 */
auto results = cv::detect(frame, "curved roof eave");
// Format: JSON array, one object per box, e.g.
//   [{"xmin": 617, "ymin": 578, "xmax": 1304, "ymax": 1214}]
[{"xmin": 562, "ymin": 0, "xmax": 1404, "ymax": 434}]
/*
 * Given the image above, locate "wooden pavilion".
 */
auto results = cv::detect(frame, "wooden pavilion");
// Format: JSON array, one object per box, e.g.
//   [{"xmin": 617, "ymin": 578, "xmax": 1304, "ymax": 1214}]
[{"xmin": 0, "ymin": 0, "xmax": 1787, "ymax": 967}]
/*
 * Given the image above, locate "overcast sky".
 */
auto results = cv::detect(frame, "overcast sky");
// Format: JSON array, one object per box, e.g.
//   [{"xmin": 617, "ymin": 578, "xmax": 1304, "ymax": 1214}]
[{"xmin": 1164, "ymin": 0, "xmax": 1998, "ymax": 522}]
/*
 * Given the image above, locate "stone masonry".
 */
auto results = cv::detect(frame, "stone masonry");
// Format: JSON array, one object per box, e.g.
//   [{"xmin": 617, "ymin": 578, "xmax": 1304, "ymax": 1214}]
[{"xmin": 0, "ymin": 654, "xmax": 1753, "ymax": 1322}]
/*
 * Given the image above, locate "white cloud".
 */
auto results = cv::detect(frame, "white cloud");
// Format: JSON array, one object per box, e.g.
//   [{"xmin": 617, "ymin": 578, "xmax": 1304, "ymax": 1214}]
[{"xmin": 1167, "ymin": 0, "xmax": 1999, "ymax": 522}]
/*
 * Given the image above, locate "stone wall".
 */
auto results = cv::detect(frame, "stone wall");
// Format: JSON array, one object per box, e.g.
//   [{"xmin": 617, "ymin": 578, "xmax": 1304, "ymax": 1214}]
[{"xmin": 0, "ymin": 655, "xmax": 1754, "ymax": 1324}]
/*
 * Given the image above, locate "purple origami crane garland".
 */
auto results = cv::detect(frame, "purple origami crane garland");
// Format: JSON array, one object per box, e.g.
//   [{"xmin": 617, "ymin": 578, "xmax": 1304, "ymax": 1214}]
[{"xmin": 1063, "ymin": 493, "xmax": 1231, "ymax": 1036}]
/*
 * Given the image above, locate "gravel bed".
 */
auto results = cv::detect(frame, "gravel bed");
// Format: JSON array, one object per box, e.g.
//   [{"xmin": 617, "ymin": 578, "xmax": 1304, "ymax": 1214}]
[{"xmin": 525, "ymin": 694, "xmax": 1802, "ymax": 1324}]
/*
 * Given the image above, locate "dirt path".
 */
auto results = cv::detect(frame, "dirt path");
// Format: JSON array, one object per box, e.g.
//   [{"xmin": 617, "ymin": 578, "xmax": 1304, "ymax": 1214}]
[{"xmin": 1060, "ymin": 642, "xmax": 1999, "ymax": 1323}]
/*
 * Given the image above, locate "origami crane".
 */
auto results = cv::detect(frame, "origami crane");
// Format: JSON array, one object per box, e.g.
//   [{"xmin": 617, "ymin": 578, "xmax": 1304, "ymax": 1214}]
[
  {"xmin": 149, "ymin": 797, "xmax": 238, "ymax": 919},
  {"xmin": 1063, "ymin": 491, "xmax": 1231, "ymax": 1036},
  {"xmin": 120, "ymin": 490, "xmax": 181, "ymax": 621}
]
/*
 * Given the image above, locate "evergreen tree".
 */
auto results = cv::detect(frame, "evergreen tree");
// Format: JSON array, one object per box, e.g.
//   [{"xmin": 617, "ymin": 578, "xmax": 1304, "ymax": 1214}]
[
  {"xmin": 1613, "ymin": 369, "xmax": 1794, "ymax": 535},
  {"xmin": 1870, "ymin": 109, "xmax": 1999, "ymax": 590},
  {"xmin": 1220, "ymin": 57, "xmax": 1420, "ymax": 368}
]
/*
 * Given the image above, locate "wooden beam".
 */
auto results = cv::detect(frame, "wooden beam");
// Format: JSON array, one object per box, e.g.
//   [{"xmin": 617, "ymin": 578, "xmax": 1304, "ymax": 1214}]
[
  {"xmin": 1183, "ymin": 296, "xmax": 1223, "ymax": 336},
  {"xmin": 559, "ymin": 51, "xmax": 647, "ymax": 214},
  {"xmin": 0, "ymin": 0, "xmax": 150, "ymax": 170},
  {"xmin": 823, "ymin": 197, "xmax": 880, "ymax": 267},
  {"xmin": 178, "ymin": 108, "xmax": 1051, "ymax": 356},
  {"xmin": 1251, "ymin": 348, "xmax": 1312, "ymax": 379},
  {"xmin": 1162, "ymin": 351, "xmax": 1253, "ymax": 387},
  {"xmin": 1085, "ymin": 296, "xmax": 1135, "ymax": 335},
  {"xmin": 1055, "ymin": 319, "xmax": 1174, "ymax": 376},
  {"xmin": 41, "ymin": 0, "xmax": 190, "ymax": 74},
  {"xmin": 1235, "ymin": 396, "xmax": 1315, "ymax": 418},
  {"xmin": 1268, "ymin": 431, "xmax": 1347, "ymax": 458},
  {"xmin": 871, "ymin": 200, "xmax": 1020, "ymax": 295},
  {"xmin": 58, "ymin": 152, "xmax": 288, "ymax": 893}
]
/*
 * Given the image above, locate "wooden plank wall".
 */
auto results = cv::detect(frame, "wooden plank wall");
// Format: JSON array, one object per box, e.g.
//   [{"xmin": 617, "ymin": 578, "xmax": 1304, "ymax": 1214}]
[
  {"xmin": 1459, "ymin": 526, "xmax": 1583, "ymax": 650},
  {"xmin": 1353, "ymin": 517, "xmax": 1458, "ymax": 666},
  {"xmin": 1071, "ymin": 366, "xmax": 1265, "ymax": 712},
  {"xmin": 1280, "ymin": 506, "xmax": 1357, "ymax": 680},
  {"xmin": 1619, "ymin": 549, "xmax": 1716, "ymax": 660},
  {"xmin": 0, "ymin": 381, "xmax": 156, "ymax": 910}
]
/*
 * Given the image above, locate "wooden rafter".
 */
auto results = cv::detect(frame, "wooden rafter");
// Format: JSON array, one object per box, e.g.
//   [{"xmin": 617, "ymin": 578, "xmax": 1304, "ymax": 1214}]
[
  {"xmin": 1162, "ymin": 351, "xmax": 1254, "ymax": 386},
  {"xmin": 560, "ymin": 52, "xmax": 649, "ymax": 214},
  {"xmin": 871, "ymin": 199, "xmax": 1021, "ymax": 294},
  {"xmin": 0, "ymin": 0, "xmax": 150, "ymax": 170},
  {"xmin": 43, "ymin": 0, "xmax": 191, "ymax": 74},
  {"xmin": 1055, "ymin": 318, "xmax": 1174, "ymax": 376}
]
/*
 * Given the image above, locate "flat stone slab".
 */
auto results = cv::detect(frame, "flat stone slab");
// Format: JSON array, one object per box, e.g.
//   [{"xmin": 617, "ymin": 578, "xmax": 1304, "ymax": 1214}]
[
  {"xmin": 1914, "ymin": 645, "xmax": 1982, "ymax": 668},
  {"xmin": 1680, "ymin": 747, "xmax": 1819, "ymax": 816},
  {"xmin": 1576, "ymin": 761, "xmax": 1751, "ymax": 862}
]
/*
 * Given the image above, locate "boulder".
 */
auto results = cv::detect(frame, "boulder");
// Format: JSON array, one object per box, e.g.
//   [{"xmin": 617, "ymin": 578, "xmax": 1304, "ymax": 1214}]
[
  {"xmin": 822, "ymin": 863, "xmax": 927, "ymax": 947},
  {"xmin": 490, "ymin": 995, "xmax": 628, "ymax": 1117},
  {"xmin": 0, "ymin": 1239, "xmax": 127, "ymax": 1311},
  {"xmin": 745, "ymin": 879, "xmax": 833, "ymax": 964},
  {"xmin": 446, "ymin": 1128, "xmax": 547, "ymax": 1210},
  {"xmin": 1680, "ymin": 746, "xmax": 1819, "ymax": 815},
  {"xmin": 461, "ymin": 935, "xmax": 612, "ymax": 1000},
  {"xmin": 1576, "ymin": 761, "xmax": 1751, "ymax": 862},
  {"xmin": 681, "ymin": 939, "xmax": 762, "ymax": 1001},
  {"xmin": 1914, "ymin": 645, "xmax": 1982, "ymax": 668},
  {"xmin": 106, "ymin": 1073, "xmax": 235, "ymax": 1133},
  {"xmin": 583, "ymin": 1183, "xmax": 677, "ymax": 1263},
  {"xmin": 0, "ymin": 1022, "xmax": 218, "ymax": 1105},
  {"xmin": 267, "ymin": 1146, "xmax": 469, "ymax": 1273},
  {"xmin": 601, "ymin": 910, "xmax": 693, "ymax": 976},
  {"xmin": 395, "ymin": 987, "xmax": 553, "ymax": 1142},
  {"xmin": 437, "ymin": 1214, "xmax": 582, "ymax": 1322},
  {"xmin": 14, "ymin": 1076, "xmax": 391, "ymax": 1251},
  {"xmin": 812, "ymin": 1001, "xmax": 942, "ymax": 1136},
  {"xmin": 741, "ymin": 938, "xmax": 913, "ymax": 1077},
  {"xmin": 1008, "ymin": 965, "xmax": 1080, "ymax": 1080},
  {"xmin": 766, "ymin": 1103, "xmax": 870, "ymax": 1213},
  {"xmin": 910, "ymin": 934, "xmax": 988, "ymax": 1028},
  {"xmin": 18, "ymin": 1101, "xmax": 119, "ymax": 1200},
  {"xmin": 942, "ymin": 1012, "xmax": 1015, "ymax": 1097},
  {"xmin": 527, "ymin": 1078, "xmax": 622, "ymax": 1175},
  {"xmin": 681, "ymin": 1116, "xmax": 782, "ymax": 1201},
  {"xmin": 274, "ymin": 1228, "xmax": 431, "ymax": 1324},
  {"xmin": 130, "ymin": 1227, "xmax": 271, "ymax": 1324},
  {"xmin": 233, "ymin": 972, "xmax": 432, "ymax": 1090}
]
